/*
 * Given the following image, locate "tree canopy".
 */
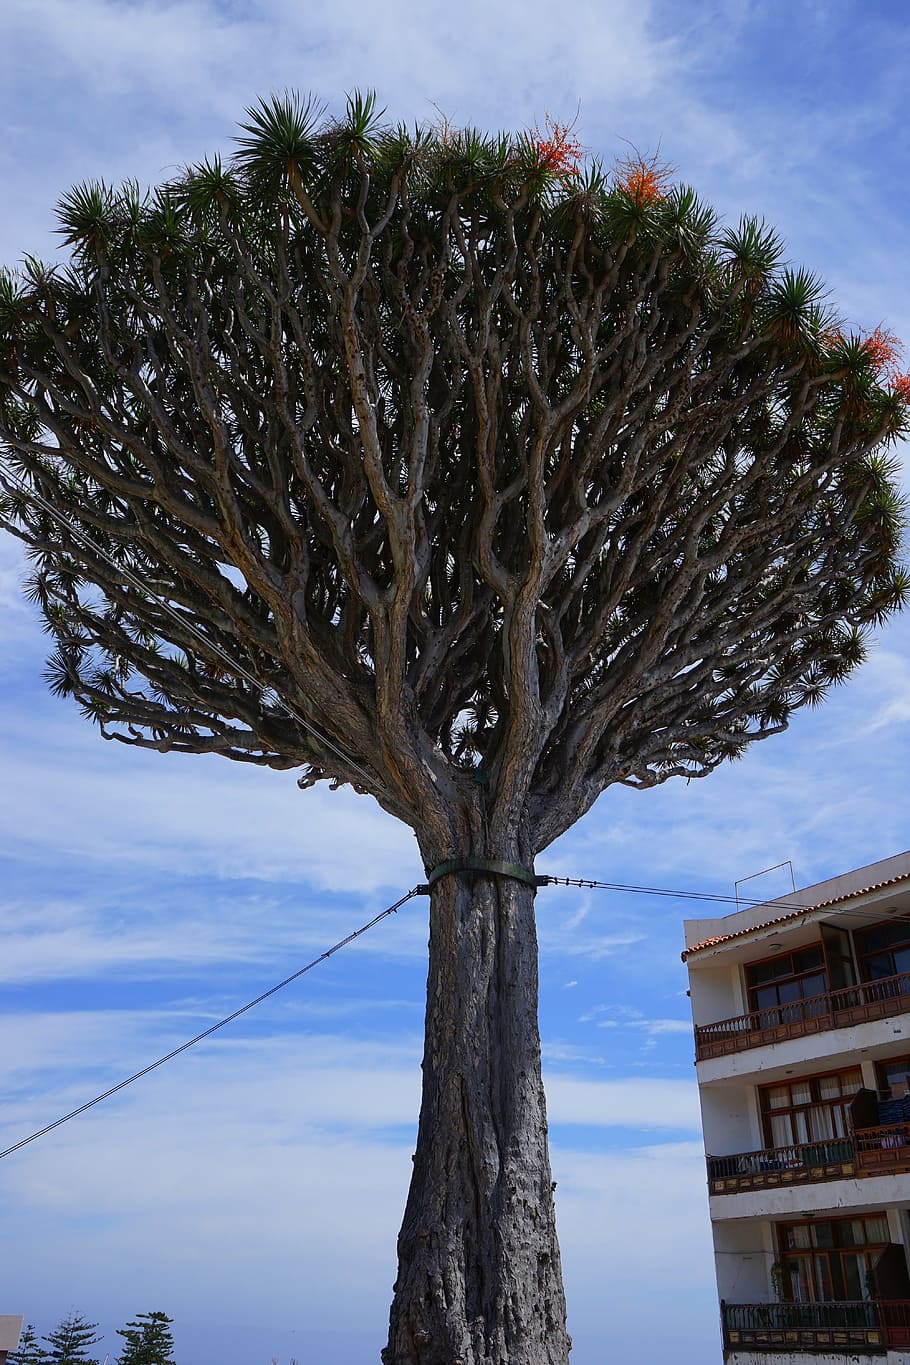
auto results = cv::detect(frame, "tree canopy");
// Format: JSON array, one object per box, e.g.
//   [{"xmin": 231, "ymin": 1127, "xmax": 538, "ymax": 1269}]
[
  {"xmin": 115, "ymin": 1310, "xmax": 176, "ymax": 1365},
  {"xmin": 0, "ymin": 93, "xmax": 905, "ymax": 858},
  {"xmin": 8, "ymin": 1324, "xmax": 46, "ymax": 1365},
  {"xmin": 40, "ymin": 1313, "xmax": 100, "ymax": 1365}
]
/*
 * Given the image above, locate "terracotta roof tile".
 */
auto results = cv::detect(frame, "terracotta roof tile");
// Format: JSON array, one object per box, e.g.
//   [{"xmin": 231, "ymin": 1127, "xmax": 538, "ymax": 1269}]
[{"xmin": 681, "ymin": 871, "xmax": 910, "ymax": 962}]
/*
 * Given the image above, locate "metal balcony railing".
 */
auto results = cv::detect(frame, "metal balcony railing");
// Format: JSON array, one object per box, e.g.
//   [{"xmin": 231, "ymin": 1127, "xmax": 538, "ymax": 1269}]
[{"xmin": 695, "ymin": 969, "xmax": 910, "ymax": 1060}]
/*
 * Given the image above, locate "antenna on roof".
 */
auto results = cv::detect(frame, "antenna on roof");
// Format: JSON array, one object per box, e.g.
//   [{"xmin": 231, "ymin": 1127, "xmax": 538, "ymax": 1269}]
[{"xmin": 734, "ymin": 860, "xmax": 797, "ymax": 910}]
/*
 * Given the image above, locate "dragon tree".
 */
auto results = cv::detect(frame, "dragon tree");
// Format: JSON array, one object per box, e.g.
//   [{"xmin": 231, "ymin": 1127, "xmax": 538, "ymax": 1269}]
[{"xmin": 0, "ymin": 93, "xmax": 907, "ymax": 1365}]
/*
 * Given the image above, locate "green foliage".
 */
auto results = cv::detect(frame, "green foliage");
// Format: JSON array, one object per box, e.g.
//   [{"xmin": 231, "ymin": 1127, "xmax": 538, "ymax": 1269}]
[
  {"xmin": 56, "ymin": 181, "xmax": 118, "ymax": 260},
  {"xmin": 9, "ymin": 1312, "xmax": 177, "ymax": 1365},
  {"xmin": 41, "ymin": 1313, "xmax": 101, "ymax": 1365},
  {"xmin": 8, "ymin": 1324, "xmax": 48, "ymax": 1364},
  {"xmin": 718, "ymin": 215, "xmax": 784, "ymax": 286},
  {"xmin": 115, "ymin": 1310, "xmax": 176, "ymax": 1365},
  {"xmin": 234, "ymin": 91, "xmax": 326, "ymax": 197}
]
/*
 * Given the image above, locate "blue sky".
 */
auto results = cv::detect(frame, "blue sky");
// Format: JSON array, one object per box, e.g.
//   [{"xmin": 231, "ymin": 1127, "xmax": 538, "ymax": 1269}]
[{"xmin": 1, "ymin": 2, "xmax": 910, "ymax": 1362}]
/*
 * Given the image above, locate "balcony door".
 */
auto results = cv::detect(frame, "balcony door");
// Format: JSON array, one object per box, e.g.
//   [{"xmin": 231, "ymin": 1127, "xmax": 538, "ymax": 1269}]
[
  {"xmin": 779, "ymin": 1215, "xmax": 889, "ymax": 1303},
  {"xmin": 855, "ymin": 918, "xmax": 910, "ymax": 985},
  {"xmin": 745, "ymin": 945, "xmax": 829, "ymax": 1028},
  {"xmin": 760, "ymin": 1067, "xmax": 862, "ymax": 1150},
  {"xmin": 821, "ymin": 922, "xmax": 857, "ymax": 994}
]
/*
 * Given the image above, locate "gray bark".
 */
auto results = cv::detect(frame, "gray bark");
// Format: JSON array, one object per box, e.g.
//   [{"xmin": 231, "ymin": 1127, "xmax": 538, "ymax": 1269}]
[{"xmin": 385, "ymin": 865, "xmax": 568, "ymax": 1365}]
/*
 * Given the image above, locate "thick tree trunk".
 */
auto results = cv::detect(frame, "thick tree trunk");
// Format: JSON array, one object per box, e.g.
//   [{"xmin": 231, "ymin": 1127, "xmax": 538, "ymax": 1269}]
[{"xmin": 383, "ymin": 861, "xmax": 570, "ymax": 1365}]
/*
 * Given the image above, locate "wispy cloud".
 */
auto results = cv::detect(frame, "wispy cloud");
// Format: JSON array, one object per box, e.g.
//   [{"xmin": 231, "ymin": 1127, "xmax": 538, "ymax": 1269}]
[
  {"xmin": 0, "ymin": 882, "xmax": 430, "ymax": 983},
  {"xmin": 0, "ymin": 0, "xmax": 686, "ymax": 264},
  {"xmin": 1, "ymin": 1009, "xmax": 697, "ymax": 1139},
  {"xmin": 579, "ymin": 1003, "xmax": 692, "ymax": 1040},
  {"xmin": 546, "ymin": 1075, "xmax": 699, "ymax": 1130},
  {"xmin": 0, "ymin": 703, "xmax": 421, "ymax": 894}
]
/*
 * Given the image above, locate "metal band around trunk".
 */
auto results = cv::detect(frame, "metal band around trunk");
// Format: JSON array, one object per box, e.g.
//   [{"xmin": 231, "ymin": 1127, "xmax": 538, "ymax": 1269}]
[{"xmin": 427, "ymin": 858, "xmax": 541, "ymax": 888}]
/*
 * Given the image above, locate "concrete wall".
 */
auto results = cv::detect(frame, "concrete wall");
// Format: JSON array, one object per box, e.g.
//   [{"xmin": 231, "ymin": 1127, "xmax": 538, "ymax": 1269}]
[
  {"xmin": 686, "ymin": 851, "xmax": 910, "ymax": 1365},
  {"xmin": 700, "ymin": 1082, "xmax": 761, "ymax": 1155},
  {"xmin": 711, "ymin": 1171, "xmax": 910, "ymax": 1222},
  {"xmin": 689, "ymin": 962, "xmax": 744, "ymax": 1027},
  {"xmin": 0, "ymin": 1319, "xmax": 22, "ymax": 1357},
  {"xmin": 714, "ymin": 1219, "xmax": 773, "ymax": 1301}
]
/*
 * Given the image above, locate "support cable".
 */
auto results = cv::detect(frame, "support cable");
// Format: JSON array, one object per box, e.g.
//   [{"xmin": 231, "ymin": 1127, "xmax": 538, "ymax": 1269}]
[
  {"xmin": 3, "ymin": 868, "xmax": 908, "ymax": 1161},
  {"xmin": 537, "ymin": 875, "xmax": 899, "ymax": 919},
  {"xmin": 0, "ymin": 884, "xmax": 427, "ymax": 1162}
]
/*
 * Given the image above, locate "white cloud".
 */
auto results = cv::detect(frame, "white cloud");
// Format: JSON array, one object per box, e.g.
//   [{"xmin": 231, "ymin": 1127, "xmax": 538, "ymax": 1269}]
[
  {"xmin": 637, "ymin": 1018, "xmax": 691, "ymax": 1035},
  {"xmin": 579, "ymin": 1004, "xmax": 691, "ymax": 1037},
  {"xmin": 1, "ymin": 1010, "xmax": 698, "ymax": 1139},
  {"xmin": 0, "ymin": 1013, "xmax": 709, "ymax": 1360},
  {"xmin": 858, "ymin": 648, "xmax": 910, "ymax": 732},
  {"xmin": 545, "ymin": 1075, "xmax": 700, "ymax": 1130},
  {"xmin": 3, "ymin": 0, "xmax": 675, "ymax": 120},
  {"xmin": 0, "ymin": 705, "xmax": 421, "ymax": 894},
  {"xmin": 0, "ymin": 539, "xmax": 44, "ymax": 662},
  {"xmin": 0, "ymin": 884, "xmax": 430, "ymax": 983},
  {"xmin": 543, "ymin": 928, "xmax": 649, "ymax": 960},
  {"xmin": 542, "ymin": 1041, "xmax": 605, "ymax": 1066}
]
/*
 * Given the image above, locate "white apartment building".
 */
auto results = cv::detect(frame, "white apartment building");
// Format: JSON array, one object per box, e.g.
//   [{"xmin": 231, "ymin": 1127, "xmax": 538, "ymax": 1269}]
[
  {"xmin": 684, "ymin": 850, "xmax": 910, "ymax": 1364},
  {"xmin": 0, "ymin": 1319, "xmax": 22, "ymax": 1365}
]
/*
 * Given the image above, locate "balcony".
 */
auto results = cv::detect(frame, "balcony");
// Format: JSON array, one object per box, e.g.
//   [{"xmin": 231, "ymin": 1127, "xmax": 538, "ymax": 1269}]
[
  {"xmin": 708, "ymin": 1137, "xmax": 855, "ymax": 1195},
  {"xmin": 855, "ymin": 1121, "xmax": 910, "ymax": 1177},
  {"xmin": 709, "ymin": 1121, "xmax": 910, "ymax": 1195},
  {"xmin": 695, "ymin": 970, "xmax": 910, "ymax": 1061},
  {"xmin": 721, "ymin": 1299, "xmax": 910, "ymax": 1353}
]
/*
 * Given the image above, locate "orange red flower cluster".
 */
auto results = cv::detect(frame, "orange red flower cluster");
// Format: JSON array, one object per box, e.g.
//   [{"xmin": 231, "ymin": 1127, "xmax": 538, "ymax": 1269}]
[
  {"xmin": 858, "ymin": 325, "xmax": 903, "ymax": 372},
  {"xmin": 858, "ymin": 326, "xmax": 910, "ymax": 404},
  {"xmin": 823, "ymin": 324, "xmax": 910, "ymax": 404},
  {"xmin": 613, "ymin": 150, "xmax": 674, "ymax": 207},
  {"xmin": 534, "ymin": 116, "xmax": 582, "ymax": 183}
]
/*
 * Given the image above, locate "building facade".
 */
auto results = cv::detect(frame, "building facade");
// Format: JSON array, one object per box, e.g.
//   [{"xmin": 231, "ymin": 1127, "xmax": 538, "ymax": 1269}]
[
  {"xmin": 0, "ymin": 1318, "xmax": 22, "ymax": 1365},
  {"xmin": 684, "ymin": 851, "xmax": 910, "ymax": 1364}
]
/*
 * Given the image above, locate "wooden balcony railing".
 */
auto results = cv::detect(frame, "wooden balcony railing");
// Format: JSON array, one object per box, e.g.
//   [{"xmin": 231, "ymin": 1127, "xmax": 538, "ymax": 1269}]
[
  {"xmin": 695, "ymin": 970, "xmax": 910, "ymax": 1060},
  {"xmin": 709, "ymin": 1120, "xmax": 910, "ymax": 1195},
  {"xmin": 878, "ymin": 1298, "xmax": 910, "ymax": 1349},
  {"xmin": 722, "ymin": 1299, "xmax": 888, "ymax": 1353},
  {"xmin": 707, "ymin": 1137, "xmax": 854, "ymax": 1194},
  {"xmin": 854, "ymin": 1121, "xmax": 910, "ymax": 1176}
]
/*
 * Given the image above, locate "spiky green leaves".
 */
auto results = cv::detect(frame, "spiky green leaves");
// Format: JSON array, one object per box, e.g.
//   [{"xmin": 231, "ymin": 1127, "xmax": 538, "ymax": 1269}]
[
  {"xmin": 234, "ymin": 90, "xmax": 326, "ymax": 195},
  {"xmin": 56, "ymin": 180, "xmax": 118, "ymax": 260},
  {"xmin": 174, "ymin": 155, "xmax": 243, "ymax": 223},
  {"xmin": 719, "ymin": 216, "xmax": 785, "ymax": 288},
  {"xmin": 762, "ymin": 267, "xmax": 828, "ymax": 345}
]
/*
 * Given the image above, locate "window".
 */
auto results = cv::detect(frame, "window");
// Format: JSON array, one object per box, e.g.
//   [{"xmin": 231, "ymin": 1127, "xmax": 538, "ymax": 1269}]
[
  {"xmin": 876, "ymin": 1054, "xmax": 910, "ymax": 1097},
  {"xmin": 760, "ymin": 1068, "xmax": 863, "ymax": 1149},
  {"xmin": 745, "ymin": 945, "xmax": 828, "ymax": 1022},
  {"xmin": 778, "ymin": 1214, "xmax": 890, "ymax": 1303},
  {"xmin": 855, "ymin": 918, "xmax": 910, "ymax": 984}
]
